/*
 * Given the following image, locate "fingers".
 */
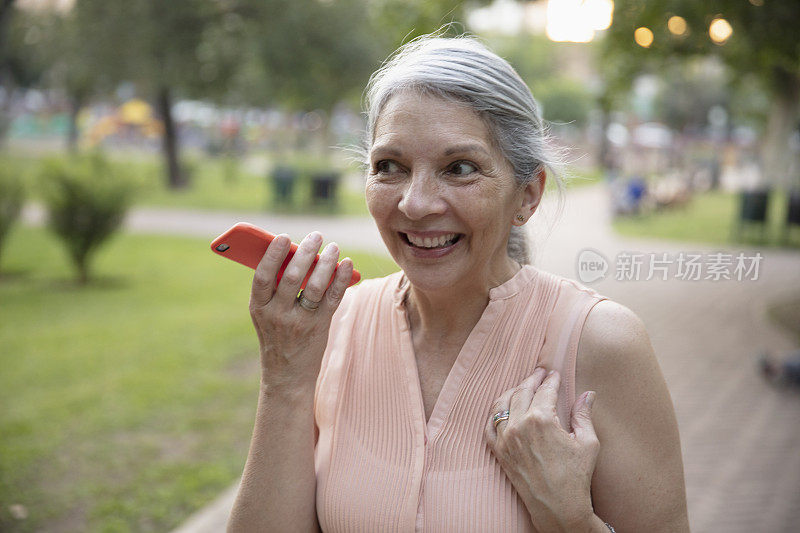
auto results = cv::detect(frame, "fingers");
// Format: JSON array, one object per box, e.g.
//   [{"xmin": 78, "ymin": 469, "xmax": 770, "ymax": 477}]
[
  {"xmin": 508, "ymin": 367, "xmax": 547, "ymax": 416},
  {"xmin": 322, "ymin": 257, "xmax": 353, "ymax": 311},
  {"xmin": 570, "ymin": 391, "xmax": 598, "ymax": 447},
  {"xmin": 527, "ymin": 370, "xmax": 561, "ymax": 423},
  {"xmin": 486, "ymin": 368, "xmax": 562, "ymax": 447},
  {"xmin": 485, "ymin": 388, "xmax": 514, "ymax": 447},
  {"xmin": 250, "ymin": 234, "xmax": 292, "ymax": 309},
  {"xmin": 250, "ymin": 231, "xmax": 354, "ymax": 319},
  {"xmin": 299, "ymin": 241, "xmax": 340, "ymax": 305},
  {"xmin": 274, "ymin": 232, "xmax": 323, "ymax": 304}
]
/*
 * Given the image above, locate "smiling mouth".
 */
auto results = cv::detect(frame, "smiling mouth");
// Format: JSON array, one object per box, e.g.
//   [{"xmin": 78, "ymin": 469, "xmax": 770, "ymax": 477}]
[{"xmin": 400, "ymin": 232, "xmax": 462, "ymax": 249}]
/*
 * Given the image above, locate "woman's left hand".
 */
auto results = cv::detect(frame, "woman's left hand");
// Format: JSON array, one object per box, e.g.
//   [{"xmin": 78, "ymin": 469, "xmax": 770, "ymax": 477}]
[{"xmin": 485, "ymin": 367, "xmax": 601, "ymax": 532}]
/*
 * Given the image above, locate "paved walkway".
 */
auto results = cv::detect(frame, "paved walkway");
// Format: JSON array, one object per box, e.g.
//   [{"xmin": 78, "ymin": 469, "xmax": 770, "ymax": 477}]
[
  {"xmin": 21, "ymin": 204, "xmax": 387, "ymax": 254},
  {"xmin": 536, "ymin": 187, "xmax": 800, "ymax": 533},
  {"xmin": 32, "ymin": 184, "xmax": 800, "ymax": 532}
]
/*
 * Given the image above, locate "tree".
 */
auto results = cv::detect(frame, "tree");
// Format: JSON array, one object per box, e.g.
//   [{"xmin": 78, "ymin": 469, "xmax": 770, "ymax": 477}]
[
  {"xmin": 239, "ymin": 0, "xmax": 382, "ymax": 114},
  {"xmin": 601, "ymin": 0, "xmax": 800, "ymax": 187},
  {"xmin": 64, "ymin": 0, "xmax": 250, "ymax": 188},
  {"xmin": 40, "ymin": 153, "xmax": 137, "ymax": 284},
  {"xmin": 231, "ymin": 0, "xmax": 482, "ymax": 144},
  {"xmin": 0, "ymin": 1, "xmax": 47, "ymax": 149},
  {"xmin": 652, "ymin": 57, "xmax": 729, "ymax": 133},
  {"xmin": 0, "ymin": 2, "xmax": 114, "ymax": 152},
  {"xmin": 489, "ymin": 34, "xmax": 595, "ymax": 126},
  {"xmin": 28, "ymin": 9, "xmax": 97, "ymax": 152},
  {"xmin": 0, "ymin": 161, "xmax": 24, "ymax": 271},
  {"xmin": 7, "ymin": 0, "xmax": 489, "ymax": 179},
  {"xmin": 365, "ymin": 0, "xmax": 478, "ymax": 52},
  {"xmin": 71, "ymin": 0, "xmax": 384, "ymax": 185}
]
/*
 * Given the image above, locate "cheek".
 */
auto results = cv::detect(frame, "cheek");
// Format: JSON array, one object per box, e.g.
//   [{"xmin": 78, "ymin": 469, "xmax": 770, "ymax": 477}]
[
  {"xmin": 456, "ymin": 184, "xmax": 516, "ymax": 230},
  {"xmin": 365, "ymin": 180, "xmax": 396, "ymax": 220}
]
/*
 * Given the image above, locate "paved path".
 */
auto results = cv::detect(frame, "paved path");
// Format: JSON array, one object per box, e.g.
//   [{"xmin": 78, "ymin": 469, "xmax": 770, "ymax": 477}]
[
  {"xmin": 537, "ymin": 187, "xmax": 800, "ymax": 533},
  {"xmin": 22, "ymin": 204, "xmax": 387, "ymax": 254},
  {"xmin": 32, "ymin": 184, "xmax": 800, "ymax": 532}
]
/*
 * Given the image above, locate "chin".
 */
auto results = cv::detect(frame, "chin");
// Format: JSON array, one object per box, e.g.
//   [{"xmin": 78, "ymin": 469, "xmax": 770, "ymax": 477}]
[{"xmin": 397, "ymin": 262, "xmax": 473, "ymax": 293}]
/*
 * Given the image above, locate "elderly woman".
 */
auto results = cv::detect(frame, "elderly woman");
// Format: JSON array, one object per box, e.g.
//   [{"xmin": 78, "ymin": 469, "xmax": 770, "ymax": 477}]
[{"xmin": 228, "ymin": 35, "xmax": 689, "ymax": 532}]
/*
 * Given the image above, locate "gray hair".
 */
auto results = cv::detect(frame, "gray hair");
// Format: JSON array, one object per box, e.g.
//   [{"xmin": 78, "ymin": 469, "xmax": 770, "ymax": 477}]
[{"xmin": 363, "ymin": 33, "xmax": 565, "ymax": 265}]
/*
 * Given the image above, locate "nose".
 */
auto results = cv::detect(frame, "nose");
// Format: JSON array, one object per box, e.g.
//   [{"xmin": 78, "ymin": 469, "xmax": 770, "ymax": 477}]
[{"xmin": 398, "ymin": 170, "xmax": 447, "ymax": 220}]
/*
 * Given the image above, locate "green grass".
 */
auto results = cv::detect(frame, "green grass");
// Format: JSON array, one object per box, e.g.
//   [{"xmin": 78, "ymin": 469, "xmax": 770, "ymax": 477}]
[
  {"xmin": 564, "ymin": 167, "xmax": 604, "ymax": 189},
  {"xmin": 136, "ymin": 154, "xmax": 370, "ymax": 216},
  {"xmin": 2, "ymin": 151, "xmax": 370, "ymax": 216},
  {"xmin": 612, "ymin": 189, "xmax": 800, "ymax": 248},
  {"xmin": 0, "ymin": 225, "xmax": 397, "ymax": 532}
]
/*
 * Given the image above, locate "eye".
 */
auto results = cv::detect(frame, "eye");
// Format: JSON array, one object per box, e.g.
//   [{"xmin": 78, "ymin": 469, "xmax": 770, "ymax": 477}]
[
  {"xmin": 447, "ymin": 161, "xmax": 478, "ymax": 176},
  {"xmin": 373, "ymin": 160, "xmax": 402, "ymax": 174}
]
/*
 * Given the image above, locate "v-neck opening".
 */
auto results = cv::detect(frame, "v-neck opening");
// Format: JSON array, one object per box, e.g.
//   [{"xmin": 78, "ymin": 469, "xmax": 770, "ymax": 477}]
[{"xmin": 393, "ymin": 267, "xmax": 538, "ymax": 442}]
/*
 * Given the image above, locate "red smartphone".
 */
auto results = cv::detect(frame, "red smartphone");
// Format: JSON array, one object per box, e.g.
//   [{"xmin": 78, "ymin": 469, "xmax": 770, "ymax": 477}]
[{"xmin": 210, "ymin": 222, "xmax": 361, "ymax": 288}]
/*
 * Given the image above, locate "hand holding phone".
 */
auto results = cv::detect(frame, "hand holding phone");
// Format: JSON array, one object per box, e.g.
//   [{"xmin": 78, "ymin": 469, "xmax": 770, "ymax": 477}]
[{"xmin": 210, "ymin": 222, "xmax": 361, "ymax": 288}]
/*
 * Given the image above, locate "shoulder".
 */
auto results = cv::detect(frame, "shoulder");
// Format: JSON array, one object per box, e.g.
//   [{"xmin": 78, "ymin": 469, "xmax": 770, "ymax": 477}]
[
  {"xmin": 574, "ymin": 298, "xmax": 674, "ymax": 451},
  {"xmin": 575, "ymin": 299, "xmax": 655, "ymax": 389},
  {"xmin": 574, "ymin": 303, "xmax": 689, "ymax": 531}
]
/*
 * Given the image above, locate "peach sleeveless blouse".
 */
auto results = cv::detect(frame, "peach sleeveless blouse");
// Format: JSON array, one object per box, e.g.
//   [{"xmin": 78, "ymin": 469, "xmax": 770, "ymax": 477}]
[{"xmin": 314, "ymin": 265, "xmax": 606, "ymax": 532}]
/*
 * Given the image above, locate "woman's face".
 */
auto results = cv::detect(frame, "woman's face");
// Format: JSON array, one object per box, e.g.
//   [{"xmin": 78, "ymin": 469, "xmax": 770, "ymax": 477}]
[{"xmin": 366, "ymin": 91, "xmax": 530, "ymax": 294}]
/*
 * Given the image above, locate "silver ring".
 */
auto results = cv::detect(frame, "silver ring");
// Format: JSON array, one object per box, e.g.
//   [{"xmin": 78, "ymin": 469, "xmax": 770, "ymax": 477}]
[
  {"xmin": 492, "ymin": 410, "xmax": 510, "ymax": 428},
  {"xmin": 297, "ymin": 291, "xmax": 320, "ymax": 311}
]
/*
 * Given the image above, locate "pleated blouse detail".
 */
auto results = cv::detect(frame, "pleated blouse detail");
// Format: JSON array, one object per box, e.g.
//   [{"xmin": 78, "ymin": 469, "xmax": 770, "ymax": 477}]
[{"xmin": 314, "ymin": 266, "xmax": 606, "ymax": 532}]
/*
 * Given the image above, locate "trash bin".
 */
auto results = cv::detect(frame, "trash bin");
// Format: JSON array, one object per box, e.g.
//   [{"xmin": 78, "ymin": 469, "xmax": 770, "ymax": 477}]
[
  {"xmin": 782, "ymin": 189, "xmax": 800, "ymax": 243},
  {"xmin": 740, "ymin": 189, "xmax": 769, "ymax": 222},
  {"xmin": 310, "ymin": 171, "xmax": 340, "ymax": 208},
  {"xmin": 734, "ymin": 189, "xmax": 770, "ymax": 241},
  {"xmin": 271, "ymin": 166, "xmax": 296, "ymax": 206}
]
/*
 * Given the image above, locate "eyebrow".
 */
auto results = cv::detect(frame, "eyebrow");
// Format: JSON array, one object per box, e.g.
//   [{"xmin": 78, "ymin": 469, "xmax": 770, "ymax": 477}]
[
  {"xmin": 370, "ymin": 143, "xmax": 491, "ymax": 159},
  {"xmin": 369, "ymin": 145, "xmax": 402, "ymax": 158}
]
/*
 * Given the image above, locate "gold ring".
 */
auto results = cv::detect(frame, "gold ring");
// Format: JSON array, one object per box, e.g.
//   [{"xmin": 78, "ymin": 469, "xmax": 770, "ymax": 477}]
[
  {"xmin": 492, "ymin": 410, "xmax": 510, "ymax": 428},
  {"xmin": 297, "ymin": 291, "xmax": 320, "ymax": 311}
]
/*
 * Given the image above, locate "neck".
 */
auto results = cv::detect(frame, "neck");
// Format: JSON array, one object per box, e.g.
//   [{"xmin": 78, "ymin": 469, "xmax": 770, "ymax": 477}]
[{"xmin": 404, "ymin": 258, "xmax": 522, "ymax": 338}]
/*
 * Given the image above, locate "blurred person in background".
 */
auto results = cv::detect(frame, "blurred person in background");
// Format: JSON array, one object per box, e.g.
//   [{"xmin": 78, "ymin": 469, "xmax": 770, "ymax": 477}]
[
  {"xmin": 760, "ymin": 349, "xmax": 800, "ymax": 388},
  {"xmin": 228, "ymin": 34, "xmax": 689, "ymax": 533}
]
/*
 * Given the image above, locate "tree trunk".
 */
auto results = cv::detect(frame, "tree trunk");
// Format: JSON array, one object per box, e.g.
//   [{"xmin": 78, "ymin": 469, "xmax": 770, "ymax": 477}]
[
  {"xmin": 67, "ymin": 93, "xmax": 83, "ymax": 154},
  {"xmin": 156, "ymin": 86, "xmax": 186, "ymax": 189},
  {"xmin": 761, "ymin": 69, "xmax": 800, "ymax": 190},
  {"xmin": 596, "ymin": 92, "xmax": 616, "ymax": 173},
  {"xmin": 598, "ymin": 108, "xmax": 613, "ymax": 172},
  {"xmin": 0, "ymin": 0, "xmax": 14, "ymax": 20},
  {"xmin": 0, "ymin": 0, "xmax": 16, "ymax": 151},
  {"xmin": 0, "ymin": 64, "xmax": 16, "ymax": 151},
  {"xmin": 0, "ymin": 83, "xmax": 12, "ymax": 151}
]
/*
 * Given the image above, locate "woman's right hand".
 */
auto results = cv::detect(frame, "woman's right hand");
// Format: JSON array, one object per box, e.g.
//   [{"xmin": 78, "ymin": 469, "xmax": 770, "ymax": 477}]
[{"xmin": 249, "ymin": 231, "xmax": 353, "ymax": 389}]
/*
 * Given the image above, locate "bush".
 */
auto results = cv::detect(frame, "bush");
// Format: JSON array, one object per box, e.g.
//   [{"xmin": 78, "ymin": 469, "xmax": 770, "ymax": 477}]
[
  {"xmin": 40, "ymin": 153, "xmax": 137, "ymax": 284},
  {"xmin": 534, "ymin": 77, "xmax": 594, "ymax": 127},
  {"xmin": 0, "ymin": 164, "xmax": 26, "ymax": 272}
]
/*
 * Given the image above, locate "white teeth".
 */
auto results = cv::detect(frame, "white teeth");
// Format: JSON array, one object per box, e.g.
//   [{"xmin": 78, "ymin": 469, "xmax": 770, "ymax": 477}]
[{"xmin": 407, "ymin": 233, "xmax": 457, "ymax": 248}]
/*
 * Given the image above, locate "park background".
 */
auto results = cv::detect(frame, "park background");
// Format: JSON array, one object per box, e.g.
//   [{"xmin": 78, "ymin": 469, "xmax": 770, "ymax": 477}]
[{"xmin": 1, "ymin": 0, "xmax": 799, "ymax": 531}]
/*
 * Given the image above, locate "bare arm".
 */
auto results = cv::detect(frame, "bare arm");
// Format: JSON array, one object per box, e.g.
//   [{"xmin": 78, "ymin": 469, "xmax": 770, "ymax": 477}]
[
  {"xmin": 227, "ymin": 232, "xmax": 353, "ymax": 532},
  {"xmin": 228, "ymin": 382, "xmax": 321, "ymax": 532},
  {"xmin": 576, "ymin": 300, "xmax": 690, "ymax": 532}
]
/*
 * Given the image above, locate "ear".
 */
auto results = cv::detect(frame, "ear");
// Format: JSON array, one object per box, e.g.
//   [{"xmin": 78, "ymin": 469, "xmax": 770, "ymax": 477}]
[{"xmin": 514, "ymin": 168, "xmax": 546, "ymax": 225}]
